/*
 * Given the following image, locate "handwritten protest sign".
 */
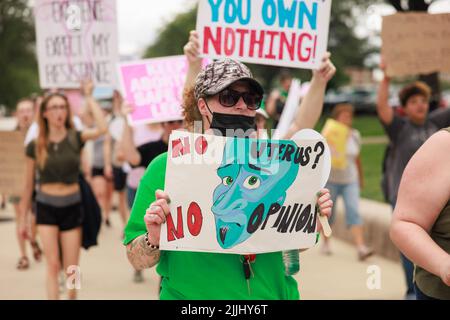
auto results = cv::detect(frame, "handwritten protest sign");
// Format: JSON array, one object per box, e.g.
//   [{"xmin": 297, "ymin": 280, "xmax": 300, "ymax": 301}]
[
  {"xmin": 381, "ymin": 13, "xmax": 450, "ymax": 77},
  {"xmin": 196, "ymin": 0, "xmax": 332, "ymax": 69},
  {"xmin": 118, "ymin": 56, "xmax": 209, "ymax": 125},
  {"xmin": 160, "ymin": 129, "xmax": 330, "ymax": 254},
  {"xmin": 34, "ymin": 0, "xmax": 119, "ymax": 88},
  {"xmin": 321, "ymin": 118, "xmax": 349, "ymax": 170},
  {"xmin": 0, "ymin": 132, "xmax": 26, "ymax": 196}
]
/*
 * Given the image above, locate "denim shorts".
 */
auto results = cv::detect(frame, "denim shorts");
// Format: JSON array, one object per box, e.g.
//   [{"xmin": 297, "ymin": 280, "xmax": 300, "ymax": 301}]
[
  {"xmin": 326, "ymin": 181, "xmax": 362, "ymax": 227},
  {"xmin": 127, "ymin": 186, "xmax": 137, "ymax": 210},
  {"xmin": 414, "ymin": 283, "xmax": 438, "ymax": 300}
]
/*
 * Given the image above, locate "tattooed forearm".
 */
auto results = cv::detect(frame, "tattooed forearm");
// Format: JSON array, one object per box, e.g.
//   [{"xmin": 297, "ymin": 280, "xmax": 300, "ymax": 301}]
[{"xmin": 126, "ymin": 235, "xmax": 160, "ymax": 270}]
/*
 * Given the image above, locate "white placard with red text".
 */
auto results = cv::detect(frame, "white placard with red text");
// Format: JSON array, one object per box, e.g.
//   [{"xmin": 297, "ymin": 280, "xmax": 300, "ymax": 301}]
[
  {"xmin": 196, "ymin": 0, "xmax": 332, "ymax": 69},
  {"xmin": 160, "ymin": 130, "xmax": 331, "ymax": 254}
]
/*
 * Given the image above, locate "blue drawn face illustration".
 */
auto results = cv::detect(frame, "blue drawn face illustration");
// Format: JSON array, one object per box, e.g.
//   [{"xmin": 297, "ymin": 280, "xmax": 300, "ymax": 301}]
[{"xmin": 212, "ymin": 138, "xmax": 299, "ymax": 248}]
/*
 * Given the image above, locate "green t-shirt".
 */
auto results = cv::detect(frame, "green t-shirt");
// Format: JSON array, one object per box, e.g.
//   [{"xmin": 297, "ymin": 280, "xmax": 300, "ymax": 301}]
[{"xmin": 123, "ymin": 152, "xmax": 300, "ymax": 300}]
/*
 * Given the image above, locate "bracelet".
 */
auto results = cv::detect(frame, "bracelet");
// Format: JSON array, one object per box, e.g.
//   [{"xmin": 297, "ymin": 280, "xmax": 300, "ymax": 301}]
[{"xmin": 144, "ymin": 232, "xmax": 159, "ymax": 250}]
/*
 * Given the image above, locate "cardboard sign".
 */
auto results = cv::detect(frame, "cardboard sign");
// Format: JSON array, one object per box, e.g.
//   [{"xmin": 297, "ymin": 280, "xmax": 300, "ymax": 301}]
[
  {"xmin": 118, "ymin": 56, "xmax": 207, "ymax": 125},
  {"xmin": 381, "ymin": 13, "xmax": 450, "ymax": 77},
  {"xmin": 0, "ymin": 131, "xmax": 26, "ymax": 196},
  {"xmin": 196, "ymin": 0, "xmax": 332, "ymax": 69},
  {"xmin": 321, "ymin": 118, "xmax": 349, "ymax": 170},
  {"xmin": 34, "ymin": 0, "xmax": 119, "ymax": 88},
  {"xmin": 160, "ymin": 129, "xmax": 331, "ymax": 254}
]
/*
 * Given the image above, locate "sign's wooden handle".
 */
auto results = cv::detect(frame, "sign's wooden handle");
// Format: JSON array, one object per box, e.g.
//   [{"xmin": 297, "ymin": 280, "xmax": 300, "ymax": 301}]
[{"xmin": 318, "ymin": 214, "xmax": 332, "ymax": 238}]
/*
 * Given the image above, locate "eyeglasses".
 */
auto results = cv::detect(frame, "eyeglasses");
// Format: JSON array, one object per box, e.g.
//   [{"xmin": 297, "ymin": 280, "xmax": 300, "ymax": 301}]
[
  {"xmin": 217, "ymin": 89, "xmax": 262, "ymax": 110},
  {"xmin": 45, "ymin": 104, "xmax": 67, "ymax": 112},
  {"xmin": 43, "ymin": 90, "xmax": 66, "ymax": 98},
  {"xmin": 167, "ymin": 120, "xmax": 183, "ymax": 125}
]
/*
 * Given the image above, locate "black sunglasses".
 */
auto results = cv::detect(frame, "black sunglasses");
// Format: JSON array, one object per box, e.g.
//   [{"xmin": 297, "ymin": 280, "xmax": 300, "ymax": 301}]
[
  {"xmin": 167, "ymin": 120, "xmax": 183, "ymax": 125},
  {"xmin": 217, "ymin": 88, "xmax": 262, "ymax": 110}
]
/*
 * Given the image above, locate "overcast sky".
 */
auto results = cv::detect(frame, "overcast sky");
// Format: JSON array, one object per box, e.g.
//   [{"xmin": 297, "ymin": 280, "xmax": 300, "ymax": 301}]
[
  {"xmin": 116, "ymin": 0, "xmax": 450, "ymax": 58},
  {"xmin": 30, "ymin": 0, "xmax": 450, "ymax": 58},
  {"xmin": 117, "ymin": 0, "xmax": 197, "ymax": 57}
]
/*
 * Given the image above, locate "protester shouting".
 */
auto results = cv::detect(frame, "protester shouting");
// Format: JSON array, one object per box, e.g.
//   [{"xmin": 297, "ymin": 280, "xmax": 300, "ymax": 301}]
[{"xmin": 19, "ymin": 80, "xmax": 107, "ymax": 300}]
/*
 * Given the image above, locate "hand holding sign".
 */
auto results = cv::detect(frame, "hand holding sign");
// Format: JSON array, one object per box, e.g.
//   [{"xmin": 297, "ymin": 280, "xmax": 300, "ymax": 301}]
[
  {"xmin": 183, "ymin": 31, "xmax": 201, "ymax": 65},
  {"xmin": 291, "ymin": 129, "xmax": 332, "ymax": 238},
  {"xmin": 161, "ymin": 130, "xmax": 332, "ymax": 253},
  {"xmin": 312, "ymin": 52, "xmax": 336, "ymax": 84},
  {"xmin": 144, "ymin": 190, "xmax": 171, "ymax": 247},
  {"xmin": 317, "ymin": 188, "xmax": 332, "ymax": 237},
  {"xmin": 146, "ymin": 185, "xmax": 332, "ymax": 248},
  {"xmin": 81, "ymin": 79, "xmax": 94, "ymax": 97}
]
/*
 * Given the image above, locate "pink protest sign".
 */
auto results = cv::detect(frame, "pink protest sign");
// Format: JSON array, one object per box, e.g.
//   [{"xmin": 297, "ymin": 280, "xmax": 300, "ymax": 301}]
[
  {"xmin": 118, "ymin": 56, "xmax": 203, "ymax": 125},
  {"xmin": 65, "ymin": 90, "xmax": 83, "ymax": 116}
]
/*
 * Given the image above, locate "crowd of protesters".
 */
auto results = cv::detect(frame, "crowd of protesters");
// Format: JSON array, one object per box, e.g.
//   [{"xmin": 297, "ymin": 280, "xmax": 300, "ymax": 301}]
[{"xmin": 1, "ymin": 27, "xmax": 449, "ymax": 301}]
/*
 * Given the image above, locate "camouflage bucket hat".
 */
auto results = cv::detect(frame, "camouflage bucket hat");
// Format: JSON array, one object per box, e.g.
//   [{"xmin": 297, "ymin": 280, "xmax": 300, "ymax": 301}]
[{"xmin": 194, "ymin": 58, "xmax": 264, "ymax": 100}]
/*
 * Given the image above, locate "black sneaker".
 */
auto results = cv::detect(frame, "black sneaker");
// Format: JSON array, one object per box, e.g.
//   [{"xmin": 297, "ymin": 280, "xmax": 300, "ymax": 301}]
[{"xmin": 133, "ymin": 270, "xmax": 144, "ymax": 283}]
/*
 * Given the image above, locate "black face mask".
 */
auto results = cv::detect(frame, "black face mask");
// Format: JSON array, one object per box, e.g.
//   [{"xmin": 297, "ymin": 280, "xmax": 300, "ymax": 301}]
[{"xmin": 208, "ymin": 112, "xmax": 256, "ymax": 137}]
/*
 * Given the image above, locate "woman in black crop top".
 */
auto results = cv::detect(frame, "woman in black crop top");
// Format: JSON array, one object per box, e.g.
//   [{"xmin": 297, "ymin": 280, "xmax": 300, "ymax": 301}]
[{"xmin": 19, "ymin": 80, "xmax": 107, "ymax": 300}]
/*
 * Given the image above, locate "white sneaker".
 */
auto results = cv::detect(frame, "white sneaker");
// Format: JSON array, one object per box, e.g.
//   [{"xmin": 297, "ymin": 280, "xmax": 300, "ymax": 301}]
[{"xmin": 321, "ymin": 242, "xmax": 332, "ymax": 255}]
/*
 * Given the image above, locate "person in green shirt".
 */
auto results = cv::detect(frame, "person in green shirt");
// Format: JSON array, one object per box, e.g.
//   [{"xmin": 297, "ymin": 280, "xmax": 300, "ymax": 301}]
[{"xmin": 124, "ymin": 31, "xmax": 336, "ymax": 300}]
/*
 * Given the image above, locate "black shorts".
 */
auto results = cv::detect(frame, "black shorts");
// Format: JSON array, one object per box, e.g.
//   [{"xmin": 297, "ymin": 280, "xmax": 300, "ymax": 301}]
[
  {"xmin": 36, "ymin": 201, "xmax": 83, "ymax": 231},
  {"xmin": 113, "ymin": 166, "xmax": 127, "ymax": 191},
  {"xmin": 91, "ymin": 167, "xmax": 104, "ymax": 177}
]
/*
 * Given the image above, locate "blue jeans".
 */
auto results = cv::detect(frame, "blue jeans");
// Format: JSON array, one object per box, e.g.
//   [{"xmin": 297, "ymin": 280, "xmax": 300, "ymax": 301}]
[
  {"xmin": 127, "ymin": 187, "xmax": 137, "ymax": 210},
  {"xmin": 326, "ymin": 182, "xmax": 362, "ymax": 227},
  {"xmin": 390, "ymin": 201, "xmax": 415, "ymax": 297},
  {"xmin": 414, "ymin": 283, "xmax": 437, "ymax": 300}
]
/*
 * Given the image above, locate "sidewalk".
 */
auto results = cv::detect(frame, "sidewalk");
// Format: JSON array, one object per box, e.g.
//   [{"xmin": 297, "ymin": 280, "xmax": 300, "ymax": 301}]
[{"xmin": 0, "ymin": 204, "xmax": 405, "ymax": 300}]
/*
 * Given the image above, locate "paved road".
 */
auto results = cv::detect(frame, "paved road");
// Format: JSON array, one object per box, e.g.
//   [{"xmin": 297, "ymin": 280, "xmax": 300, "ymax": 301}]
[
  {"xmin": 0, "ymin": 117, "xmax": 403, "ymax": 299},
  {"xmin": 0, "ymin": 204, "xmax": 405, "ymax": 300}
]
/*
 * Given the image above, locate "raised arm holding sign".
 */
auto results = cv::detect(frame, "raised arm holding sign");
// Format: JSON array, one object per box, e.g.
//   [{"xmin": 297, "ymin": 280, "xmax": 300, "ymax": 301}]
[{"xmin": 124, "ymin": 29, "xmax": 336, "ymax": 297}]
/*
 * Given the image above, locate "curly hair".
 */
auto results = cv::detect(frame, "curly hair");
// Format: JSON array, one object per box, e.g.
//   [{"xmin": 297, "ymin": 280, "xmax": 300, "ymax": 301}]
[
  {"xmin": 182, "ymin": 86, "xmax": 202, "ymax": 131},
  {"xmin": 399, "ymin": 81, "xmax": 431, "ymax": 107}
]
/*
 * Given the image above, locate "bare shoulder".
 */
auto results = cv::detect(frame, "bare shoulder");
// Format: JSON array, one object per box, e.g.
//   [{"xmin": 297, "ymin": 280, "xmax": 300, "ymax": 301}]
[
  {"xmin": 395, "ymin": 130, "xmax": 450, "ymax": 228},
  {"xmin": 410, "ymin": 130, "xmax": 450, "ymax": 186},
  {"xmin": 417, "ymin": 130, "xmax": 450, "ymax": 160}
]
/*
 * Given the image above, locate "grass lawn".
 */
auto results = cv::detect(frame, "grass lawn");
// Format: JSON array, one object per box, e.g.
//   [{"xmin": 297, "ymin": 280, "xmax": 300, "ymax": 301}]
[
  {"xmin": 314, "ymin": 114, "xmax": 386, "ymax": 137},
  {"xmin": 359, "ymin": 143, "xmax": 386, "ymax": 203},
  {"xmin": 315, "ymin": 115, "xmax": 387, "ymax": 202}
]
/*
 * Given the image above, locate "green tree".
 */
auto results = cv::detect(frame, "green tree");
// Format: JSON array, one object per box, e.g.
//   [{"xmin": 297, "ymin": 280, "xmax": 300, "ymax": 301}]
[
  {"xmin": 0, "ymin": 0, "xmax": 39, "ymax": 112},
  {"xmin": 144, "ymin": 1, "xmax": 380, "ymax": 91}
]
